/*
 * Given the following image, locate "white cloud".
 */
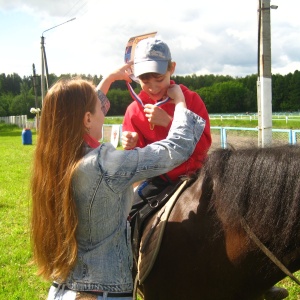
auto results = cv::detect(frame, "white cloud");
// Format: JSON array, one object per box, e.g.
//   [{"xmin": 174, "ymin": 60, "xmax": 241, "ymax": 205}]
[{"xmin": 0, "ymin": 0, "xmax": 299, "ymax": 78}]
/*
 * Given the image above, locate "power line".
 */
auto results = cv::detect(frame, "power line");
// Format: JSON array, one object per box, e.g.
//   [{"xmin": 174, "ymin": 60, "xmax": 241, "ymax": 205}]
[{"xmin": 63, "ymin": 0, "xmax": 88, "ymax": 19}]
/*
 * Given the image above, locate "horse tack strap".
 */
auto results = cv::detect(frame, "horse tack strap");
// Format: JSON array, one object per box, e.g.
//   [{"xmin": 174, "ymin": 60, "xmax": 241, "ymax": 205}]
[
  {"xmin": 241, "ymin": 218, "xmax": 300, "ymax": 286},
  {"xmin": 137, "ymin": 180, "xmax": 189, "ymax": 284}
]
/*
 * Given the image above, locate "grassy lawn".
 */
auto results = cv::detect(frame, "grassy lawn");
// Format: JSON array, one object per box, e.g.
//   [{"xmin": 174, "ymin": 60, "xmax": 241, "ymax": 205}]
[
  {"xmin": 0, "ymin": 124, "xmax": 49, "ymax": 299},
  {"xmin": 0, "ymin": 122, "xmax": 299, "ymax": 299},
  {"xmin": 209, "ymin": 118, "xmax": 300, "ymax": 129}
]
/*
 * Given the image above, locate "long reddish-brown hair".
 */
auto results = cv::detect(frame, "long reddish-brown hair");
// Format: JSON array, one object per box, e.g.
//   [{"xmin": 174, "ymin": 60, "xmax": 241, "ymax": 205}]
[{"xmin": 30, "ymin": 78, "xmax": 98, "ymax": 281}]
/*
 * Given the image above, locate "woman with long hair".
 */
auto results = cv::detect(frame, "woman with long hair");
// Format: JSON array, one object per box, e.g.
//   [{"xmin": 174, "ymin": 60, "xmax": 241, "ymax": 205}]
[{"xmin": 30, "ymin": 63, "xmax": 206, "ymax": 300}]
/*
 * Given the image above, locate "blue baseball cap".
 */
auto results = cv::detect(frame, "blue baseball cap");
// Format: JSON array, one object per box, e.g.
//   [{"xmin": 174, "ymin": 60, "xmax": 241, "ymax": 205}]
[{"xmin": 133, "ymin": 38, "xmax": 172, "ymax": 77}]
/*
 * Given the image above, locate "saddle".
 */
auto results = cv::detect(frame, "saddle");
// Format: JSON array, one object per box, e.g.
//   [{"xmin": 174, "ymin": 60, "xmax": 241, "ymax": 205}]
[{"xmin": 129, "ymin": 178, "xmax": 190, "ymax": 292}]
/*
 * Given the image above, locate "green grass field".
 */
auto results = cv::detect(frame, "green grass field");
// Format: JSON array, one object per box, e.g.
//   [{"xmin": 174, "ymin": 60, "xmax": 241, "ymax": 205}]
[
  {"xmin": 0, "ymin": 124, "xmax": 49, "ymax": 299},
  {"xmin": 0, "ymin": 122, "xmax": 299, "ymax": 299},
  {"xmin": 210, "ymin": 118, "xmax": 300, "ymax": 129}
]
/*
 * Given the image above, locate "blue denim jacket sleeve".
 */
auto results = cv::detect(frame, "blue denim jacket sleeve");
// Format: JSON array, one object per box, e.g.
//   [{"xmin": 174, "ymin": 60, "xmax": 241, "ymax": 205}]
[
  {"xmin": 100, "ymin": 106, "xmax": 205, "ymax": 193},
  {"xmin": 67, "ymin": 106, "xmax": 205, "ymax": 291}
]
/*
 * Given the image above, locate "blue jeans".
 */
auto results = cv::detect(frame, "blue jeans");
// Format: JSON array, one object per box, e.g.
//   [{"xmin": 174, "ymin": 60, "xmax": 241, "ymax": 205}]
[
  {"xmin": 47, "ymin": 286, "xmax": 133, "ymax": 300},
  {"xmin": 98, "ymin": 296, "xmax": 132, "ymax": 300}
]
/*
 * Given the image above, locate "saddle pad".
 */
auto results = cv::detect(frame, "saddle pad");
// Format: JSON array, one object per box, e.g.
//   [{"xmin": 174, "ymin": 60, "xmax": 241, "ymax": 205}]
[{"xmin": 137, "ymin": 180, "xmax": 188, "ymax": 284}]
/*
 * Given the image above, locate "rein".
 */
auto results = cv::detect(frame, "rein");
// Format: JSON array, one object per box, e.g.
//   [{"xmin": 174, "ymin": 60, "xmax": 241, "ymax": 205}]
[{"xmin": 241, "ymin": 218, "xmax": 300, "ymax": 286}]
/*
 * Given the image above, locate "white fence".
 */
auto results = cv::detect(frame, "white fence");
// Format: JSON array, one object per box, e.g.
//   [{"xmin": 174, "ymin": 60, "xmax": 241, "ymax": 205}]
[
  {"xmin": 102, "ymin": 124, "xmax": 299, "ymax": 149},
  {"xmin": 0, "ymin": 115, "xmax": 35, "ymax": 129},
  {"xmin": 210, "ymin": 127, "xmax": 300, "ymax": 150},
  {"xmin": 2, "ymin": 116, "xmax": 299, "ymax": 149},
  {"xmin": 209, "ymin": 113, "xmax": 300, "ymax": 124}
]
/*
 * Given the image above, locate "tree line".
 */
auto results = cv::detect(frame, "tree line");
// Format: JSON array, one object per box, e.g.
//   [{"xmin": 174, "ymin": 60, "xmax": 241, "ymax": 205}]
[{"xmin": 0, "ymin": 70, "xmax": 299, "ymax": 118}]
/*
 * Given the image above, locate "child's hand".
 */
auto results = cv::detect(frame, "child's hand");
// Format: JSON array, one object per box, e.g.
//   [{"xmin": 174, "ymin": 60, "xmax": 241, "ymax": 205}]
[
  {"xmin": 144, "ymin": 105, "xmax": 172, "ymax": 128},
  {"xmin": 121, "ymin": 131, "xmax": 138, "ymax": 150}
]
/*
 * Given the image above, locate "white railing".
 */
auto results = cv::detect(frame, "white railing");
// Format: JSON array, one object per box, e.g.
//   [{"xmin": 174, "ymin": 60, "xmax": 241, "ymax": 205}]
[
  {"xmin": 102, "ymin": 124, "xmax": 299, "ymax": 149},
  {"xmin": 0, "ymin": 115, "xmax": 35, "ymax": 129}
]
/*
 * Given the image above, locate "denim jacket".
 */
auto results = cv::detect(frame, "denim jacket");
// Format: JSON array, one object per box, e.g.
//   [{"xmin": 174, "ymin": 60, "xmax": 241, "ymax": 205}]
[{"xmin": 65, "ymin": 106, "xmax": 205, "ymax": 292}]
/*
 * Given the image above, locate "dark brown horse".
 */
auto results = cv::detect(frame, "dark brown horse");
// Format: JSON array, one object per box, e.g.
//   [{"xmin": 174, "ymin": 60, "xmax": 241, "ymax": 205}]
[{"xmin": 136, "ymin": 145, "xmax": 300, "ymax": 300}]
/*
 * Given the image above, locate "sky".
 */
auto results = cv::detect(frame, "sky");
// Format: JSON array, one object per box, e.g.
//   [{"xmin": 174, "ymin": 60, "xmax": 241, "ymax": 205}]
[{"xmin": 0, "ymin": 0, "xmax": 299, "ymax": 79}]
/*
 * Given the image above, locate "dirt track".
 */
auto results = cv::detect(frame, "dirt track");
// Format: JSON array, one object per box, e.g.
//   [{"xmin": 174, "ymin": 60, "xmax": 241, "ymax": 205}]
[
  {"xmin": 210, "ymin": 133, "xmax": 258, "ymax": 151},
  {"xmin": 210, "ymin": 133, "xmax": 288, "ymax": 152}
]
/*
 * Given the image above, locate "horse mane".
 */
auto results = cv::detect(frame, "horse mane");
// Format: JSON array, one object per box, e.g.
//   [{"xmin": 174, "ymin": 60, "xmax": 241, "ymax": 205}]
[{"xmin": 202, "ymin": 145, "xmax": 300, "ymax": 255}]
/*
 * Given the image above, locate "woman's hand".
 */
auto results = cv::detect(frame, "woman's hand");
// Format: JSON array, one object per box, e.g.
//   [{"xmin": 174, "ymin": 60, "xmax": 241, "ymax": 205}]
[
  {"xmin": 167, "ymin": 84, "xmax": 186, "ymax": 107},
  {"xmin": 97, "ymin": 62, "xmax": 133, "ymax": 95}
]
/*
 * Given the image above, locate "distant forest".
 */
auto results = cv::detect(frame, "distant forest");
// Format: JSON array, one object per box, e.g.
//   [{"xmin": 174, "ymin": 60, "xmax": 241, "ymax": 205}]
[{"xmin": 0, "ymin": 70, "xmax": 299, "ymax": 118}]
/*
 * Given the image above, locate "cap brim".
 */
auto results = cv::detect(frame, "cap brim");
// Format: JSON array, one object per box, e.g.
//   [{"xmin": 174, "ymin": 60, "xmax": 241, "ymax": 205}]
[{"xmin": 134, "ymin": 60, "xmax": 168, "ymax": 77}]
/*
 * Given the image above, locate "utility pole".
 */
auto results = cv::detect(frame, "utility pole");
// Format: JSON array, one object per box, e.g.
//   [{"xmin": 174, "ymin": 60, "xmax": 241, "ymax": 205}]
[
  {"xmin": 257, "ymin": 0, "xmax": 278, "ymax": 147},
  {"xmin": 40, "ymin": 18, "xmax": 76, "ymax": 106},
  {"xmin": 40, "ymin": 36, "xmax": 49, "ymax": 107},
  {"xmin": 32, "ymin": 63, "xmax": 39, "ymax": 109},
  {"xmin": 32, "ymin": 63, "xmax": 40, "ymax": 131}
]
